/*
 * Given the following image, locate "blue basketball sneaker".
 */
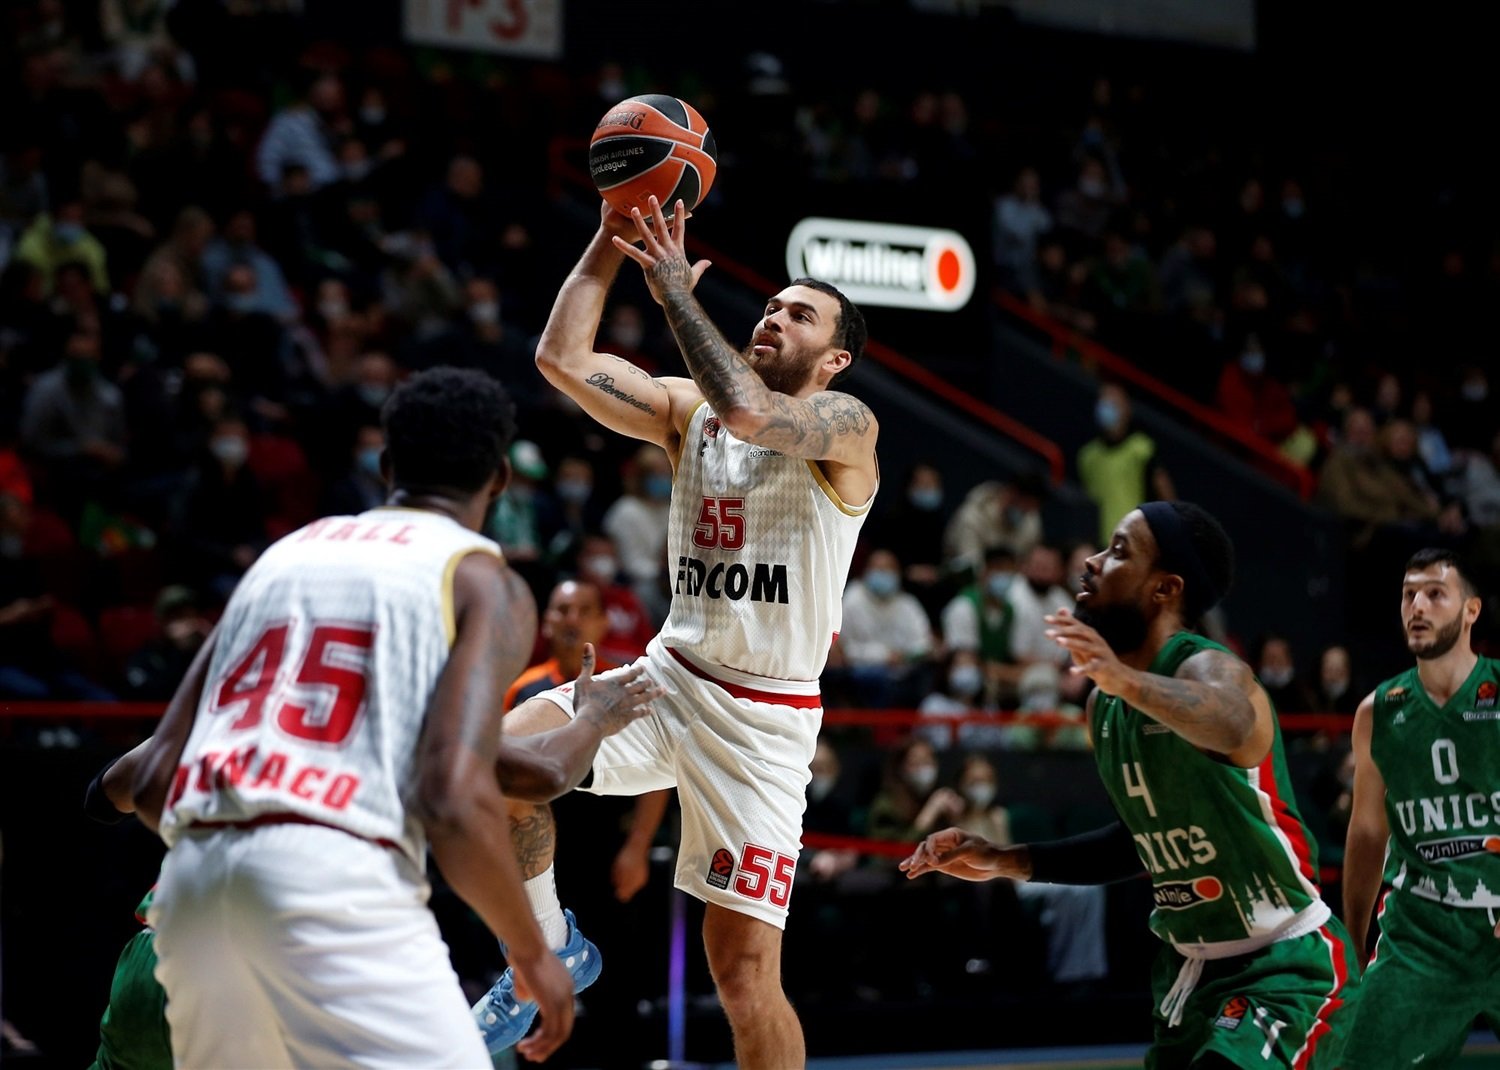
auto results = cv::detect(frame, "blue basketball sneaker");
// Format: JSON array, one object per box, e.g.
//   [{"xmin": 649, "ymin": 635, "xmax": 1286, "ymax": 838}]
[{"xmin": 472, "ymin": 909, "xmax": 602, "ymax": 1054}]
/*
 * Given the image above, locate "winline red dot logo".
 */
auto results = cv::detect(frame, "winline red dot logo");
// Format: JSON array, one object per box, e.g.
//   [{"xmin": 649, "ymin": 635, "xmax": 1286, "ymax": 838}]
[{"xmin": 785, "ymin": 218, "xmax": 976, "ymax": 312}]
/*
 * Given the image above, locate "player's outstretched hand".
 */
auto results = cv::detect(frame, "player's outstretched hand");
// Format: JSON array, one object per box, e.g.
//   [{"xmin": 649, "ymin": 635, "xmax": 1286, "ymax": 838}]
[
  {"xmin": 510, "ymin": 951, "xmax": 575, "ymax": 1063},
  {"xmin": 1045, "ymin": 606, "xmax": 1132, "ymax": 695},
  {"xmin": 573, "ymin": 644, "xmax": 664, "ymax": 737},
  {"xmin": 611, "ymin": 195, "xmax": 711, "ymax": 306},
  {"xmin": 898, "ymin": 826, "xmax": 1019, "ymax": 883}
]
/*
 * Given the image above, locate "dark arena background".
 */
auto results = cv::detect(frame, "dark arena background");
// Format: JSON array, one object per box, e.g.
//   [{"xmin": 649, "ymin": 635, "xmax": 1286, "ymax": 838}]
[{"xmin": 4, "ymin": 2, "xmax": 1500, "ymax": 1067}]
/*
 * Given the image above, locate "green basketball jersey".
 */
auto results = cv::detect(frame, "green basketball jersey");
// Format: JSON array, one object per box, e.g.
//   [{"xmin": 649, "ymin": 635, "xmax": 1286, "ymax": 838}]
[
  {"xmin": 1371, "ymin": 656, "xmax": 1500, "ymax": 907},
  {"xmin": 1092, "ymin": 631, "xmax": 1327, "ymax": 953}
]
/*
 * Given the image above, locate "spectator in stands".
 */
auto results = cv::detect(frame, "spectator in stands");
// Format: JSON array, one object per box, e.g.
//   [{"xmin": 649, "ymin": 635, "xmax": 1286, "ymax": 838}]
[
  {"xmin": 14, "ymin": 196, "xmax": 110, "ymax": 294},
  {"xmin": 1006, "ymin": 542, "xmax": 1078, "ymax": 682},
  {"xmin": 1082, "ymin": 230, "xmax": 1158, "ymax": 337},
  {"xmin": 200, "ymin": 207, "xmax": 297, "ymax": 322},
  {"xmin": 994, "ymin": 165, "xmax": 1052, "ymax": 294},
  {"xmin": 1054, "ymin": 155, "xmax": 1120, "ymax": 245},
  {"xmin": 941, "ymin": 546, "xmax": 1021, "ymax": 704},
  {"xmin": 19, "ymin": 329, "xmax": 126, "ymax": 519},
  {"xmin": 0, "ymin": 491, "xmax": 113, "ymax": 701},
  {"xmin": 1452, "ymin": 428, "xmax": 1500, "ymax": 529},
  {"xmin": 917, "ymin": 648, "xmax": 991, "ymax": 751},
  {"xmin": 1410, "ymin": 389, "xmax": 1455, "ymax": 481},
  {"xmin": 802, "ymin": 739, "xmax": 860, "ymax": 883},
  {"xmin": 1215, "ymin": 332, "xmax": 1303, "ymax": 450},
  {"xmin": 1012, "ymin": 661, "xmax": 1089, "ymax": 751},
  {"xmin": 122, "ymin": 584, "xmax": 211, "ymax": 700},
  {"xmin": 1076, "ymin": 382, "xmax": 1173, "ymax": 545},
  {"xmin": 255, "ymin": 72, "xmax": 346, "ymax": 194},
  {"xmin": 1028, "ymin": 236, "xmax": 1097, "ymax": 334},
  {"xmin": 504, "ymin": 578, "xmax": 612, "ymax": 708},
  {"xmin": 1451, "ymin": 366, "xmax": 1492, "ymax": 452},
  {"xmin": 867, "ymin": 736, "xmax": 965, "ymax": 844},
  {"xmin": 545, "ymin": 455, "xmax": 605, "ymax": 568},
  {"xmin": 320, "ymin": 423, "xmax": 385, "ymax": 517},
  {"xmin": 379, "ymin": 235, "xmax": 463, "ymax": 343},
  {"xmin": 1312, "ymin": 643, "xmax": 1359, "ymax": 715},
  {"xmin": 487, "ymin": 439, "xmax": 559, "ymax": 599},
  {"xmin": 1252, "ymin": 632, "xmax": 1318, "ymax": 713},
  {"xmin": 80, "ymin": 163, "xmax": 155, "ymax": 286},
  {"xmin": 827, "ymin": 548, "xmax": 935, "ymax": 709},
  {"xmin": 414, "ymin": 155, "xmax": 497, "ymax": 279},
  {"xmin": 171, "ymin": 414, "xmax": 268, "ymax": 599},
  {"xmin": 603, "ymin": 443, "xmax": 673, "ymax": 622},
  {"xmin": 136, "ymin": 205, "xmax": 212, "ymax": 316},
  {"xmin": 205, "ymin": 262, "xmax": 293, "ymax": 409},
  {"xmin": 879, "ymin": 461, "xmax": 950, "ymax": 621},
  {"xmin": 1318, "ymin": 407, "xmax": 1456, "ymax": 545},
  {"xmin": 1158, "ymin": 224, "xmax": 1221, "ymax": 326},
  {"xmin": 1370, "ymin": 371, "xmax": 1402, "ymax": 428},
  {"xmin": 943, "ymin": 472, "xmax": 1044, "ymax": 581},
  {"xmin": 573, "ymin": 531, "xmax": 656, "ymax": 659}
]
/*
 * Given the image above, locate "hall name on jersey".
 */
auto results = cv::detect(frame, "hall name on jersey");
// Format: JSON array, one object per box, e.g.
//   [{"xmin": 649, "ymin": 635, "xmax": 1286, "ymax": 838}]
[
  {"xmin": 674, "ymin": 556, "xmax": 790, "ymax": 603},
  {"xmin": 1394, "ymin": 792, "xmax": 1500, "ymax": 839},
  {"xmin": 167, "ymin": 744, "xmax": 360, "ymax": 813}
]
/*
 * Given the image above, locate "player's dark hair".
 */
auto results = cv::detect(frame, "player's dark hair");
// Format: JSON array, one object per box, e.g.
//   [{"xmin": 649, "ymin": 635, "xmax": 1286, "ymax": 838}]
[
  {"xmin": 382, "ymin": 367, "xmax": 516, "ymax": 495},
  {"xmin": 790, "ymin": 277, "xmax": 866, "ymax": 387},
  {"xmin": 1141, "ymin": 500, "xmax": 1235, "ymax": 623},
  {"xmin": 1405, "ymin": 547, "xmax": 1479, "ymax": 599}
]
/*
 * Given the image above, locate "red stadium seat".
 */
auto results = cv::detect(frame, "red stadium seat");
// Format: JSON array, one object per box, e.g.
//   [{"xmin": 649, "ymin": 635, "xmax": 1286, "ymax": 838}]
[{"xmin": 97, "ymin": 604, "xmax": 161, "ymax": 674}]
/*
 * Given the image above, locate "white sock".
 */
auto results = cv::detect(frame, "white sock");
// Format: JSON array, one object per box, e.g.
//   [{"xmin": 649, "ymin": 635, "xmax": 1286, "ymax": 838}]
[{"xmin": 523, "ymin": 865, "xmax": 570, "ymax": 950}]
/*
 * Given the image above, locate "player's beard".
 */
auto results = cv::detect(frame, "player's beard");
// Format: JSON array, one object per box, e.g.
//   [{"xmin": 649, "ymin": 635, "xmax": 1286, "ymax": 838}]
[
  {"xmin": 1408, "ymin": 614, "xmax": 1464, "ymax": 660},
  {"xmin": 744, "ymin": 342, "xmax": 813, "ymax": 397},
  {"xmin": 1074, "ymin": 600, "xmax": 1149, "ymax": 657}
]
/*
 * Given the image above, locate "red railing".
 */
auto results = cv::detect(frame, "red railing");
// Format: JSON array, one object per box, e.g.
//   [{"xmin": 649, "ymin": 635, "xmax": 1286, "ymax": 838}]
[
  {"xmin": 546, "ymin": 139, "xmax": 1067, "ymax": 486},
  {"xmin": 994, "ymin": 289, "xmax": 1316, "ymax": 501}
]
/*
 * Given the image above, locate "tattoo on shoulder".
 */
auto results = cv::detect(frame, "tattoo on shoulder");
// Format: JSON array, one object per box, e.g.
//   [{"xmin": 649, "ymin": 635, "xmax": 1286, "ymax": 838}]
[
  {"xmin": 585, "ymin": 371, "xmax": 657, "ymax": 415},
  {"xmin": 605, "ymin": 355, "xmax": 655, "ymax": 382},
  {"xmin": 760, "ymin": 391, "xmax": 873, "ymax": 454}
]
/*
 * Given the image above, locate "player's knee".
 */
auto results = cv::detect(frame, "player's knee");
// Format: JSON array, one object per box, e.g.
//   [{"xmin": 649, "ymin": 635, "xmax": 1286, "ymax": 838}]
[
  {"xmin": 707, "ymin": 946, "xmax": 784, "ymax": 1015},
  {"xmin": 504, "ymin": 697, "xmax": 570, "ymax": 738}
]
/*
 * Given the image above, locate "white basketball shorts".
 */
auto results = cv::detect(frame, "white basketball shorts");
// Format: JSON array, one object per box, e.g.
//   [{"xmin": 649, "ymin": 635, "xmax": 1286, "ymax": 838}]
[
  {"xmin": 150, "ymin": 821, "xmax": 489, "ymax": 1069},
  {"xmin": 528, "ymin": 636, "xmax": 821, "ymax": 928}
]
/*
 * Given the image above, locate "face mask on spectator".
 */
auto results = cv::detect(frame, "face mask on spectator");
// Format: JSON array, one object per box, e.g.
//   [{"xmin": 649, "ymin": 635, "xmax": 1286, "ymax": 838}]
[
  {"xmin": 864, "ymin": 569, "xmax": 900, "ymax": 597},
  {"xmin": 808, "ymin": 774, "xmax": 836, "ymax": 802},
  {"xmin": 1095, "ymin": 399, "xmax": 1121, "ymax": 432},
  {"xmin": 210, "ymin": 436, "xmax": 248, "ymax": 468},
  {"xmin": 54, "ymin": 221, "xmax": 85, "ymax": 244},
  {"xmin": 948, "ymin": 664, "xmax": 983, "ymax": 697},
  {"xmin": 357, "ymin": 384, "xmax": 391, "ymax": 409},
  {"xmin": 644, "ymin": 474, "xmax": 673, "ymax": 500},
  {"xmin": 1240, "ymin": 349, "xmax": 1266, "ymax": 376},
  {"xmin": 1462, "ymin": 380, "xmax": 1489, "ymax": 402},
  {"xmin": 1282, "ymin": 197, "xmax": 1305, "ymax": 219},
  {"xmin": 986, "ymin": 572, "xmax": 1014, "ymax": 601},
  {"xmin": 319, "ymin": 299, "xmax": 349, "ymax": 321},
  {"xmin": 1260, "ymin": 666, "xmax": 1294, "ymax": 689},
  {"xmin": 963, "ymin": 782, "xmax": 996, "ymax": 809},
  {"xmin": 226, "ymin": 293, "xmax": 259, "ymax": 315},
  {"xmin": 905, "ymin": 765, "xmax": 938, "ymax": 794},
  {"xmin": 908, "ymin": 487, "xmax": 942, "ymax": 512},
  {"xmin": 1003, "ymin": 504, "xmax": 1024, "ymax": 528},
  {"xmin": 556, "ymin": 478, "xmax": 591, "ymax": 505},
  {"xmin": 1324, "ymin": 676, "xmax": 1349, "ymax": 699},
  {"xmin": 360, "ymin": 105, "xmax": 387, "ymax": 125},
  {"xmin": 469, "ymin": 301, "xmax": 501, "ymax": 325},
  {"xmin": 0, "ymin": 534, "xmax": 22, "ymax": 559},
  {"xmin": 581, "ymin": 554, "xmax": 618, "ymax": 584},
  {"xmin": 358, "ymin": 447, "xmax": 383, "ymax": 479}
]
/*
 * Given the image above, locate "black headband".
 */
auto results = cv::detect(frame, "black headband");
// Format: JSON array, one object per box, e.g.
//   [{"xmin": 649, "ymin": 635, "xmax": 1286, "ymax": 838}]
[{"xmin": 1139, "ymin": 501, "xmax": 1222, "ymax": 612}]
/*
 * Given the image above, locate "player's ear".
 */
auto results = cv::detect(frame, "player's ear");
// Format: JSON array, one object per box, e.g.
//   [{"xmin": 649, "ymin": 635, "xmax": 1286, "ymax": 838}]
[
  {"xmin": 1156, "ymin": 573, "xmax": 1184, "ymax": 605},
  {"xmin": 489, "ymin": 456, "xmax": 512, "ymax": 501},
  {"xmin": 1465, "ymin": 594, "xmax": 1483, "ymax": 625}
]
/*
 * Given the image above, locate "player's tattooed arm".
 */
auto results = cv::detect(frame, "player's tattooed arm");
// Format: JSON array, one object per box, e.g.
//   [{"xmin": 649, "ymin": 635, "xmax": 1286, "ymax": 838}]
[
  {"xmin": 657, "ymin": 289, "xmax": 876, "ymax": 463},
  {"xmin": 1124, "ymin": 650, "xmax": 1269, "ymax": 762}
]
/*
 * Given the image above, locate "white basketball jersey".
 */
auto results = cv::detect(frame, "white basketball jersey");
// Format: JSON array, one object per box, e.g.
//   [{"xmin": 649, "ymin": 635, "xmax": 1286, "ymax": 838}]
[
  {"xmin": 658, "ymin": 402, "xmax": 874, "ymax": 682},
  {"xmin": 159, "ymin": 508, "xmax": 501, "ymax": 865}
]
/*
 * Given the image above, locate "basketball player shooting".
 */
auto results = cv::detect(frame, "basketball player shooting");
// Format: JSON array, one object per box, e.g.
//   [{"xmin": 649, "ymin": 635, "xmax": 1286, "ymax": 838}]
[{"xmin": 471, "ymin": 196, "xmax": 879, "ymax": 1068}]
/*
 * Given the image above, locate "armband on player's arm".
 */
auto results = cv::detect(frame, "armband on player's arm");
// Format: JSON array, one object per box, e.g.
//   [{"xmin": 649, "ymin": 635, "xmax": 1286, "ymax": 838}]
[{"xmin": 1026, "ymin": 821, "xmax": 1145, "ymax": 885}]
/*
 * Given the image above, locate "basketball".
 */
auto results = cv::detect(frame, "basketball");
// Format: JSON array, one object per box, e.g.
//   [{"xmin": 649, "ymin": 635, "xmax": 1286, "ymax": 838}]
[{"xmin": 589, "ymin": 94, "xmax": 717, "ymax": 219}]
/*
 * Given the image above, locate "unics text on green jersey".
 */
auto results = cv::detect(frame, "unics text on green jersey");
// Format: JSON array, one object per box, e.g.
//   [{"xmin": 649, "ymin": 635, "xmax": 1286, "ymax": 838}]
[
  {"xmin": 1092, "ymin": 632, "xmax": 1327, "ymax": 954},
  {"xmin": 1372, "ymin": 656, "xmax": 1500, "ymax": 907}
]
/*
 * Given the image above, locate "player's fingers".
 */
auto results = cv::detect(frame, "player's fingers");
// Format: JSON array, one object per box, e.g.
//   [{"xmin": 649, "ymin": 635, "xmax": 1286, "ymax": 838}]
[
  {"xmin": 691, "ymin": 259, "xmax": 712, "ymax": 287},
  {"xmin": 646, "ymin": 197, "xmax": 669, "ymax": 242},
  {"xmin": 578, "ymin": 643, "xmax": 595, "ymax": 680},
  {"xmin": 630, "ymin": 205, "xmax": 655, "ymax": 244},
  {"xmin": 671, "ymin": 199, "xmax": 687, "ymax": 242},
  {"xmin": 611, "ymin": 234, "xmax": 653, "ymax": 265}
]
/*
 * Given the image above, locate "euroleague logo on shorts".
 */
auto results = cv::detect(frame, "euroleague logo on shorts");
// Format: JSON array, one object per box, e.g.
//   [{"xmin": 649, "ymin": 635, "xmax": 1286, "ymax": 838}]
[
  {"xmin": 785, "ymin": 218, "xmax": 976, "ymax": 311},
  {"xmin": 707, "ymin": 847, "xmax": 736, "ymax": 890},
  {"xmin": 1214, "ymin": 996, "xmax": 1250, "ymax": 1031},
  {"xmin": 1151, "ymin": 875, "xmax": 1223, "ymax": 911}
]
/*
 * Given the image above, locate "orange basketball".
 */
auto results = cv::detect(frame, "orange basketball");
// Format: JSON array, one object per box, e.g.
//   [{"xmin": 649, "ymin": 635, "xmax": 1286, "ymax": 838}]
[{"xmin": 589, "ymin": 95, "xmax": 717, "ymax": 219}]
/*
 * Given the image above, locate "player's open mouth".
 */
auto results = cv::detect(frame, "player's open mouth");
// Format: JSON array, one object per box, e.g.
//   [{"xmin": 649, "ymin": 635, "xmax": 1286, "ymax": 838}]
[{"xmin": 752, "ymin": 344, "xmax": 776, "ymax": 355}]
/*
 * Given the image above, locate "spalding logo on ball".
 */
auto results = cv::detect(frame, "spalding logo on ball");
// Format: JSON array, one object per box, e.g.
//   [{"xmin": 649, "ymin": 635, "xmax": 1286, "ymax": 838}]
[{"xmin": 589, "ymin": 95, "xmax": 717, "ymax": 218}]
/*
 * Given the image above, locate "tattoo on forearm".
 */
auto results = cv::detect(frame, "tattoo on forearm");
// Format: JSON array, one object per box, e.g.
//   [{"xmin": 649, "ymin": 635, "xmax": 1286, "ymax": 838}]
[
  {"xmin": 509, "ymin": 805, "xmax": 556, "ymax": 879},
  {"xmin": 1131, "ymin": 658, "xmax": 1256, "ymax": 749},
  {"xmin": 585, "ymin": 372, "xmax": 657, "ymax": 414},
  {"xmin": 660, "ymin": 287, "xmax": 757, "ymax": 415}
]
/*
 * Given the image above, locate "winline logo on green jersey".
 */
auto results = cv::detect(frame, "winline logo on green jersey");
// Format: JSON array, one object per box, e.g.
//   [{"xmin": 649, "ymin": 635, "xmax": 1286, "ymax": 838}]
[{"xmin": 1416, "ymin": 836, "xmax": 1500, "ymax": 864}]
